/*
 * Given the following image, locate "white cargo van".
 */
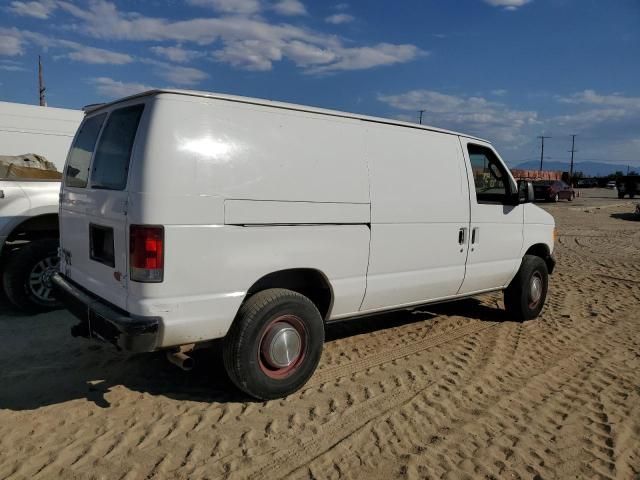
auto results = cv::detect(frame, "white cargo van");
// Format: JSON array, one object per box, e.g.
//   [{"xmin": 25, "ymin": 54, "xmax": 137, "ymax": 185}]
[{"xmin": 52, "ymin": 90, "xmax": 556, "ymax": 399}]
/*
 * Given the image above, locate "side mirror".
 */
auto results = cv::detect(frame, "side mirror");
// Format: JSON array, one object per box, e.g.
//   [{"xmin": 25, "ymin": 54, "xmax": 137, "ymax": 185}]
[{"xmin": 517, "ymin": 180, "xmax": 534, "ymax": 204}]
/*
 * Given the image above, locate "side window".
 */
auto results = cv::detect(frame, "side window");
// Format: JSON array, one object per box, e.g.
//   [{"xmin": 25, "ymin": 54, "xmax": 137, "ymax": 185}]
[
  {"xmin": 65, "ymin": 113, "xmax": 107, "ymax": 188},
  {"xmin": 91, "ymin": 104, "xmax": 144, "ymax": 190},
  {"xmin": 468, "ymin": 144, "xmax": 511, "ymax": 204}
]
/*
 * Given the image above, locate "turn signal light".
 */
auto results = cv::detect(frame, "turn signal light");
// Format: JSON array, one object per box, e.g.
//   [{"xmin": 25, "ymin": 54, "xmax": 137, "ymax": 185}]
[{"xmin": 130, "ymin": 225, "xmax": 164, "ymax": 282}]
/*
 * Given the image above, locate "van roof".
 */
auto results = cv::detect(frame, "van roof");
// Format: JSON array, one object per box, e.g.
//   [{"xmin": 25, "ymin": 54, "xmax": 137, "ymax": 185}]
[{"xmin": 84, "ymin": 89, "xmax": 489, "ymax": 143}]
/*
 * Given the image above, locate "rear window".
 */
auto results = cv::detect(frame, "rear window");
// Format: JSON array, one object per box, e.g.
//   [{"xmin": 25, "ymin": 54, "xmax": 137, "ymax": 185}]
[
  {"xmin": 65, "ymin": 113, "xmax": 107, "ymax": 188},
  {"xmin": 90, "ymin": 104, "xmax": 144, "ymax": 190}
]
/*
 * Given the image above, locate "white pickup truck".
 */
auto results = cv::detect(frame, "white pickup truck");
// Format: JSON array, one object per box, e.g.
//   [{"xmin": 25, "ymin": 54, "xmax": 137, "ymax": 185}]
[{"xmin": 0, "ymin": 101, "xmax": 82, "ymax": 311}]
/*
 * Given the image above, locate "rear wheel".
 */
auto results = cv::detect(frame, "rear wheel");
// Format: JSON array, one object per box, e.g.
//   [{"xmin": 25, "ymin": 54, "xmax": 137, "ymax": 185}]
[
  {"xmin": 2, "ymin": 238, "xmax": 61, "ymax": 313},
  {"xmin": 618, "ymin": 192, "xmax": 625, "ymax": 199},
  {"xmin": 504, "ymin": 255, "xmax": 548, "ymax": 321},
  {"xmin": 223, "ymin": 288, "xmax": 324, "ymax": 400},
  {"xmin": 552, "ymin": 193, "xmax": 559, "ymax": 202}
]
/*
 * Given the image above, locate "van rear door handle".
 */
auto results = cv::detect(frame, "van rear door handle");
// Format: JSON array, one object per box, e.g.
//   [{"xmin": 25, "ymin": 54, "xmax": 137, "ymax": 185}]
[{"xmin": 458, "ymin": 227, "xmax": 467, "ymax": 245}]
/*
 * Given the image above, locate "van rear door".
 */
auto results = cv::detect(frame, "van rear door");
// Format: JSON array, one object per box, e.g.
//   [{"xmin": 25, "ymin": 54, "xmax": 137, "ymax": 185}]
[{"xmin": 60, "ymin": 104, "xmax": 145, "ymax": 310}]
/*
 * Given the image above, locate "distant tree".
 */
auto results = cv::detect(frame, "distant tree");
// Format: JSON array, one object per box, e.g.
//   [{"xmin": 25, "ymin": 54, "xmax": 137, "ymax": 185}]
[{"xmin": 629, "ymin": 170, "xmax": 638, "ymax": 176}]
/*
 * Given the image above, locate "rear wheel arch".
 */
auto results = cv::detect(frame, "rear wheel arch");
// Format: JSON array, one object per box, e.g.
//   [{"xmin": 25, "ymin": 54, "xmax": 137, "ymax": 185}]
[
  {"xmin": 5, "ymin": 213, "xmax": 59, "ymax": 244},
  {"xmin": 243, "ymin": 268, "xmax": 334, "ymax": 322}
]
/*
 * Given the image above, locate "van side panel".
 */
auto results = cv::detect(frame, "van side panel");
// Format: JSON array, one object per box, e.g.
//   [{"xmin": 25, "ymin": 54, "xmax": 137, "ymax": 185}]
[
  {"xmin": 361, "ymin": 126, "xmax": 471, "ymax": 311},
  {"xmin": 129, "ymin": 95, "xmax": 370, "ymax": 206},
  {"xmin": 128, "ymin": 224, "xmax": 370, "ymax": 347},
  {"xmin": 125, "ymin": 94, "xmax": 371, "ymax": 347}
]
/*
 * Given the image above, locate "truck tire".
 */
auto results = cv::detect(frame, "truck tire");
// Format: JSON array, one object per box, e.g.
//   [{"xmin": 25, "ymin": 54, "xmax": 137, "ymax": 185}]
[
  {"xmin": 503, "ymin": 254, "xmax": 548, "ymax": 321},
  {"xmin": 223, "ymin": 288, "xmax": 324, "ymax": 400},
  {"xmin": 2, "ymin": 238, "xmax": 61, "ymax": 313}
]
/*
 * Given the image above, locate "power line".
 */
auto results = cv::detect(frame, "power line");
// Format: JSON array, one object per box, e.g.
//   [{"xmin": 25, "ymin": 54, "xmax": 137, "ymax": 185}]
[{"xmin": 537, "ymin": 135, "xmax": 551, "ymax": 171}]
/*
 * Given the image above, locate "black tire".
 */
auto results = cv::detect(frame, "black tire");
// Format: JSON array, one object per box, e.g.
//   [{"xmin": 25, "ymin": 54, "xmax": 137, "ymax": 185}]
[
  {"xmin": 568, "ymin": 192, "xmax": 574, "ymax": 201},
  {"xmin": 223, "ymin": 288, "xmax": 324, "ymax": 400},
  {"xmin": 618, "ymin": 192, "xmax": 625, "ymax": 199},
  {"xmin": 2, "ymin": 238, "xmax": 61, "ymax": 313},
  {"xmin": 504, "ymin": 255, "xmax": 548, "ymax": 322},
  {"xmin": 552, "ymin": 193, "xmax": 559, "ymax": 203},
  {"xmin": 630, "ymin": 193, "xmax": 636, "ymax": 199}
]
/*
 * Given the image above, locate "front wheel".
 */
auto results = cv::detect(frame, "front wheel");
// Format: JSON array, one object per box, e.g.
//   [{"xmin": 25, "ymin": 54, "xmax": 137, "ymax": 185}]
[
  {"xmin": 504, "ymin": 255, "xmax": 549, "ymax": 321},
  {"xmin": 223, "ymin": 288, "xmax": 324, "ymax": 400},
  {"xmin": 2, "ymin": 238, "xmax": 61, "ymax": 313}
]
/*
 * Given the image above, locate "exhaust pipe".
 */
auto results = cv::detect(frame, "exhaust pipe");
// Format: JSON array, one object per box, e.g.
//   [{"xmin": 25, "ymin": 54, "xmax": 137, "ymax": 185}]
[{"xmin": 166, "ymin": 350, "xmax": 194, "ymax": 371}]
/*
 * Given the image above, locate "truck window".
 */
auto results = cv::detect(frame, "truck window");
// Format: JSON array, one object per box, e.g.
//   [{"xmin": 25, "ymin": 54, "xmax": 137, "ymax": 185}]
[
  {"xmin": 468, "ymin": 144, "xmax": 511, "ymax": 204},
  {"xmin": 65, "ymin": 113, "xmax": 107, "ymax": 188},
  {"xmin": 90, "ymin": 104, "xmax": 144, "ymax": 190}
]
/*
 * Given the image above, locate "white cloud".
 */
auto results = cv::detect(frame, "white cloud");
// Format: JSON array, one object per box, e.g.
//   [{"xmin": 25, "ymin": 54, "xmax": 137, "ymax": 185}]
[
  {"xmin": 378, "ymin": 89, "xmax": 538, "ymax": 144},
  {"xmin": 491, "ymin": 89, "xmax": 508, "ymax": 96},
  {"xmin": 308, "ymin": 43, "xmax": 424, "ymax": 74},
  {"xmin": 325, "ymin": 13, "xmax": 354, "ymax": 25},
  {"xmin": 484, "ymin": 0, "xmax": 532, "ymax": 10},
  {"xmin": 91, "ymin": 77, "xmax": 154, "ymax": 99},
  {"xmin": 8, "ymin": 0, "xmax": 57, "ymax": 19},
  {"xmin": 150, "ymin": 45, "xmax": 203, "ymax": 63},
  {"xmin": 20, "ymin": 31, "xmax": 133, "ymax": 65},
  {"xmin": 64, "ymin": 43, "xmax": 133, "ymax": 64},
  {"xmin": 186, "ymin": 0, "xmax": 261, "ymax": 15},
  {"xmin": 557, "ymin": 90, "xmax": 640, "ymax": 109},
  {"xmin": 142, "ymin": 59, "xmax": 208, "ymax": 85},
  {"xmin": 272, "ymin": 0, "xmax": 307, "ymax": 16},
  {"xmin": 0, "ymin": 64, "xmax": 27, "ymax": 72},
  {"xmin": 0, "ymin": 29, "xmax": 24, "ymax": 56},
  {"xmin": 56, "ymin": 1, "xmax": 422, "ymax": 73}
]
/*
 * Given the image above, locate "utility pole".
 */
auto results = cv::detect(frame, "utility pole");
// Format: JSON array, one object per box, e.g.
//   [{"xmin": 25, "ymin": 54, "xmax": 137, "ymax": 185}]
[
  {"xmin": 418, "ymin": 109, "xmax": 425, "ymax": 125},
  {"xmin": 569, "ymin": 134, "xmax": 577, "ymax": 183},
  {"xmin": 538, "ymin": 135, "xmax": 551, "ymax": 171},
  {"xmin": 38, "ymin": 55, "xmax": 46, "ymax": 107}
]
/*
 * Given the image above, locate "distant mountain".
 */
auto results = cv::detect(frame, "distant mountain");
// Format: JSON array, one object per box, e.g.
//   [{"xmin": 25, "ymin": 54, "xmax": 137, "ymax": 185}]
[{"xmin": 513, "ymin": 160, "xmax": 638, "ymax": 177}]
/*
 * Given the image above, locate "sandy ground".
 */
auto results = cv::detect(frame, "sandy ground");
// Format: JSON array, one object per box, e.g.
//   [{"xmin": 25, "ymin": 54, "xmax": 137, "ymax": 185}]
[{"xmin": 1, "ymin": 188, "xmax": 639, "ymax": 480}]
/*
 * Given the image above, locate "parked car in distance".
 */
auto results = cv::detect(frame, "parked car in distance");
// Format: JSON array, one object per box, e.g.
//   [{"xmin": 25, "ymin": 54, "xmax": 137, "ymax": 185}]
[
  {"xmin": 606, "ymin": 180, "xmax": 617, "ymax": 189},
  {"xmin": 52, "ymin": 89, "xmax": 556, "ymax": 400},
  {"xmin": 533, "ymin": 180, "xmax": 575, "ymax": 202},
  {"xmin": 577, "ymin": 178, "xmax": 598, "ymax": 188},
  {"xmin": 616, "ymin": 175, "xmax": 639, "ymax": 199}
]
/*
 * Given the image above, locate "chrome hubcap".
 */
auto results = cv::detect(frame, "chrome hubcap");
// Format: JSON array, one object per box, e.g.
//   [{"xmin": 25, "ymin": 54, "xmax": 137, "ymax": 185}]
[
  {"xmin": 530, "ymin": 275, "xmax": 542, "ymax": 305},
  {"xmin": 29, "ymin": 255, "xmax": 59, "ymax": 303},
  {"xmin": 261, "ymin": 322, "xmax": 302, "ymax": 369}
]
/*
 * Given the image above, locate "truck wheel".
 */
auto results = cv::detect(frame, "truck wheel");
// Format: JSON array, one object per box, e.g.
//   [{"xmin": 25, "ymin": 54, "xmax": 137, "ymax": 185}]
[
  {"xmin": 223, "ymin": 288, "xmax": 324, "ymax": 400},
  {"xmin": 2, "ymin": 238, "xmax": 61, "ymax": 313},
  {"xmin": 504, "ymin": 255, "xmax": 548, "ymax": 321}
]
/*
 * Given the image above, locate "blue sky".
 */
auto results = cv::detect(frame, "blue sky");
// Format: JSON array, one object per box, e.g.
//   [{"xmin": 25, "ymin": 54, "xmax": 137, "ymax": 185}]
[{"xmin": 1, "ymin": 0, "xmax": 639, "ymax": 168}]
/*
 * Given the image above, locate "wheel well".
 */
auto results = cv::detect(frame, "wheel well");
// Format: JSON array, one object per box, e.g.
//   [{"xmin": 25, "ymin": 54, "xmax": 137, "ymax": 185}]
[
  {"xmin": 6, "ymin": 214, "xmax": 59, "ymax": 243},
  {"xmin": 245, "ymin": 268, "xmax": 334, "ymax": 321},
  {"xmin": 525, "ymin": 243, "xmax": 554, "ymax": 273}
]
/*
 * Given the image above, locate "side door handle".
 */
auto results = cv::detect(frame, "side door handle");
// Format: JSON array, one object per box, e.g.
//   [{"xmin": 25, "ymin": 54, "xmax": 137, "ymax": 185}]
[
  {"xmin": 458, "ymin": 227, "xmax": 468, "ymax": 245},
  {"xmin": 472, "ymin": 227, "xmax": 479, "ymax": 244}
]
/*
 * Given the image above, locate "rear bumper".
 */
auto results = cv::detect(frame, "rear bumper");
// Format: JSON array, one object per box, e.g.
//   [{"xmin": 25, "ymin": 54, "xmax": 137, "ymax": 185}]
[{"xmin": 51, "ymin": 272, "xmax": 160, "ymax": 352}]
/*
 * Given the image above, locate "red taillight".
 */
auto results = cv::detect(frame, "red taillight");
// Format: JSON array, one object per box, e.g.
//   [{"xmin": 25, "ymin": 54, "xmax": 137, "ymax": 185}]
[{"xmin": 130, "ymin": 225, "xmax": 164, "ymax": 282}]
